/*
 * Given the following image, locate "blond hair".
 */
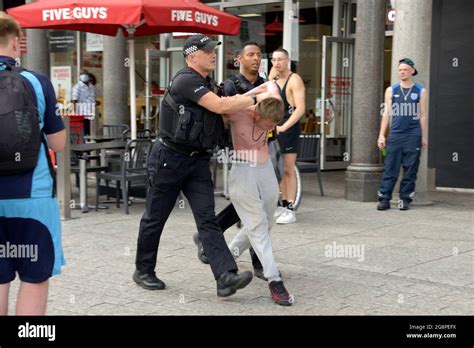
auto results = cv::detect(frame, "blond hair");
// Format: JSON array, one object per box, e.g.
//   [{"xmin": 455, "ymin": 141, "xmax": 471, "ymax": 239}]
[
  {"xmin": 256, "ymin": 97, "xmax": 284, "ymax": 124},
  {"xmin": 0, "ymin": 12, "xmax": 21, "ymax": 47}
]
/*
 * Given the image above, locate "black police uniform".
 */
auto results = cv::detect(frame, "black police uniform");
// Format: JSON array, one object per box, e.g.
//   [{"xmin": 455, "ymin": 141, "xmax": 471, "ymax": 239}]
[
  {"xmin": 214, "ymin": 73, "xmax": 266, "ymax": 270},
  {"xmin": 135, "ymin": 67, "xmax": 238, "ymax": 280}
]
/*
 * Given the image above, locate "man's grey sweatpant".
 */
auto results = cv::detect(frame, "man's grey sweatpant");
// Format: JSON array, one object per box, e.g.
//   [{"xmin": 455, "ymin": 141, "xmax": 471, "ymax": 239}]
[{"xmin": 228, "ymin": 159, "xmax": 281, "ymax": 282}]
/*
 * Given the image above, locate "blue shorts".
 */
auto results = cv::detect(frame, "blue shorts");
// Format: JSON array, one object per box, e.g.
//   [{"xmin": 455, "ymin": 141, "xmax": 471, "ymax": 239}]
[{"xmin": 0, "ymin": 198, "xmax": 65, "ymax": 284}]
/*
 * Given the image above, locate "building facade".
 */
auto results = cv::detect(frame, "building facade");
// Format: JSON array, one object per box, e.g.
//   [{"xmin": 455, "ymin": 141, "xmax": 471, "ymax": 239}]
[{"xmin": 2, "ymin": 0, "xmax": 472, "ymax": 194}]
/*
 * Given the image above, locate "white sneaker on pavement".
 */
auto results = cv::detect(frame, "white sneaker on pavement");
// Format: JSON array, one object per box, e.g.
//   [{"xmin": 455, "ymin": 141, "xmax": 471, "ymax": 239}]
[
  {"xmin": 276, "ymin": 208, "xmax": 296, "ymax": 224},
  {"xmin": 273, "ymin": 206, "xmax": 287, "ymax": 219}
]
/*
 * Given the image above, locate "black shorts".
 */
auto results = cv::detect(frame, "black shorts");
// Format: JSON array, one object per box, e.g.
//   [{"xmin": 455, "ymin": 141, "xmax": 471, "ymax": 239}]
[
  {"xmin": 0, "ymin": 217, "xmax": 55, "ymax": 284},
  {"xmin": 277, "ymin": 121, "xmax": 300, "ymax": 154}
]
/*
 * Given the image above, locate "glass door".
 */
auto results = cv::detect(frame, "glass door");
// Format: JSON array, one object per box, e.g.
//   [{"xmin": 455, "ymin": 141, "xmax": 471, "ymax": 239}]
[
  {"xmin": 145, "ymin": 49, "xmax": 171, "ymax": 133},
  {"xmin": 320, "ymin": 35, "xmax": 354, "ymax": 169},
  {"xmin": 220, "ymin": 1, "xmax": 284, "ymax": 81}
]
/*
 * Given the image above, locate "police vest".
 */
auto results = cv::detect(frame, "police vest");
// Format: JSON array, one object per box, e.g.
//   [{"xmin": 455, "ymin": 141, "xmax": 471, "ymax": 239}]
[
  {"xmin": 159, "ymin": 69, "xmax": 226, "ymax": 150},
  {"xmin": 223, "ymin": 73, "xmax": 266, "ymax": 96}
]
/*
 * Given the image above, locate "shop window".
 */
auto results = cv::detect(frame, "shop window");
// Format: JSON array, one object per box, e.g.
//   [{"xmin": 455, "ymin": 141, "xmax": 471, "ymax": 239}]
[{"xmin": 224, "ymin": 3, "xmax": 285, "ymax": 81}]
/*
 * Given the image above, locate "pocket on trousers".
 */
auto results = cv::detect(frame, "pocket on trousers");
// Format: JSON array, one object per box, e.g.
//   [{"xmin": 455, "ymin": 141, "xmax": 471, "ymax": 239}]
[
  {"xmin": 148, "ymin": 148, "xmax": 176, "ymax": 192},
  {"xmin": 406, "ymin": 136, "xmax": 422, "ymax": 153}
]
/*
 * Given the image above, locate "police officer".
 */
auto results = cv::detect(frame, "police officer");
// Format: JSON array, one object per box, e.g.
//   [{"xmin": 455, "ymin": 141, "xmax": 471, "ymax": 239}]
[
  {"xmin": 134, "ymin": 35, "xmax": 269, "ymax": 297},
  {"xmin": 193, "ymin": 42, "xmax": 269, "ymax": 279}
]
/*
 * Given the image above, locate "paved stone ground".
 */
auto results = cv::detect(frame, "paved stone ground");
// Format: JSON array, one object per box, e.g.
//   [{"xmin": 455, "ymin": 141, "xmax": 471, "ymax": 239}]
[{"xmin": 7, "ymin": 171, "xmax": 474, "ymax": 315}]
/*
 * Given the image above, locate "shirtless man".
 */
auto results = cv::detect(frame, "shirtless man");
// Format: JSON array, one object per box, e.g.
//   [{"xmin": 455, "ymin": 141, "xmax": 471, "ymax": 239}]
[
  {"xmin": 269, "ymin": 48, "xmax": 306, "ymax": 224},
  {"xmin": 225, "ymin": 81, "xmax": 293, "ymax": 306}
]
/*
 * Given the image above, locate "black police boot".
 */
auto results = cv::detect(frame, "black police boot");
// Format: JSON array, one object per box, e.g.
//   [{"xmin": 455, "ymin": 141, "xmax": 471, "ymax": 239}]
[
  {"xmin": 193, "ymin": 233, "xmax": 209, "ymax": 264},
  {"xmin": 216, "ymin": 271, "xmax": 253, "ymax": 297},
  {"xmin": 133, "ymin": 270, "xmax": 166, "ymax": 290},
  {"xmin": 377, "ymin": 200, "xmax": 391, "ymax": 211}
]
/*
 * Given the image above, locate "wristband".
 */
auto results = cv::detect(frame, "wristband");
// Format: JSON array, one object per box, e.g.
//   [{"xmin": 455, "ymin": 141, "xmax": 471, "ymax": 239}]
[{"xmin": 251, "ymin": 93, "xmax": 257, "ymax": 105}]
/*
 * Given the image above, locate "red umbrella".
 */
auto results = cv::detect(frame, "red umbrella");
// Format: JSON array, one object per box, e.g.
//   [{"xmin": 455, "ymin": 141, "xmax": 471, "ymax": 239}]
[
  {"xmin": 8, "ymin": 0, "xmax": 240, "ymax": 36},
  {"xmin": 8, "ymin": 0, "xmax": 241, "ymax": 138}
]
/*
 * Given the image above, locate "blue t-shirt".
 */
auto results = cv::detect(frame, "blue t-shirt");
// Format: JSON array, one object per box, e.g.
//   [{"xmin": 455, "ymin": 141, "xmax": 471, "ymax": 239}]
[
  {"xmin": 0, "ymin": 56, "xmax": 65, "ymax": 199},
  {"xmin": 390, "ymin": 82, "xmax": 423, "ymax": 136}
]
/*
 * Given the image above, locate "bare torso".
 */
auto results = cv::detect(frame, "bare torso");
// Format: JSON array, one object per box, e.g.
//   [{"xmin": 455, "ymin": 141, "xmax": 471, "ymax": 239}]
[
  {"xmin": 225, "ymin": 81, "xmax": 281, "ymax": 164},
  {"xmin": 228, "ymin": 107, "xmax": 269, "ymax": 163}
]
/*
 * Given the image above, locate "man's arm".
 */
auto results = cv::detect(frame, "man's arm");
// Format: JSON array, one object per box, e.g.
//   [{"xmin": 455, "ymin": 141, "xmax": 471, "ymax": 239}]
[
  {"xmin": 242, "ymin": 82, "xmax": 269, "ymax": 96},
  {"xmin": 242, "ymin": 81, "xmax": 281, "ymax": 99},
  {"xmin": 47, "ymin": 130, "xmax": 67, "ymax": 152},
  {"xmin": 223, "ymin": 82, "xmax": 281, "ymax": 122},
  {"xmin": 71, "ymin": 83, "xmax": 79, "ymax": 104},
  {"xmin": 377, "ymin": 87, "xmax": 392, "ymax": 149},
  {"xmin": 41, "ymin": 76, "xmax": 66, "ymax": 152},
  {"xmin": 173, "ymin": 73, "xmax": 254, "ymax": 115},
  {"xmin": 278, "ymin": 74, "xmax": 305, "ymax": 132},
  {"xmin": 198, "ymin": 91, "xmax": 269, "ymax": 115},
  {"xmin": 419, "ymin": 88, "xmax": 428, "ymax": 148}
]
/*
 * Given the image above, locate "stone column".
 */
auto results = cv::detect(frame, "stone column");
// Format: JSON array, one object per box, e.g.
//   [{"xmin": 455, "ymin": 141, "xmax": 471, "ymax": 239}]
[
  {"xmin": 22, "ymin": 0, "xmax": 73, "ymax": 218},
  {"xmin": 103, "ymin": 30, "xmax": 129, "ymax": 126},
  {"xmin": 56, "ymin": 117, "xmax": 71, "ymax": 220},
  {"xmin": 391, "ymin": 0, "xmax": 434, "ymax": 205},
  {"xmin": 24, "ymin": 0, "xmax": 50, "ymax": 76},
  {"xmin": 345, "ymin": 0, "xmax": 386, "ymax": 201}
]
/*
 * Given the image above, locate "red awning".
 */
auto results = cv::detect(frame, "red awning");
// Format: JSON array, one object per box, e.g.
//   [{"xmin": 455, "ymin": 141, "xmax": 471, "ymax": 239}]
[{"xmin": 8, "ymin": 0, "xmax": 241, "ymax": 36}]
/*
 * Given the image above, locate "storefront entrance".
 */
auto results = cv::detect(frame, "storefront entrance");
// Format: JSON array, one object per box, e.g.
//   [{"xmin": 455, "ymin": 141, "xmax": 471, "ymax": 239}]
[
  {"xmin": 216, "ymin": 0, "xmax": 356, "ymax": 170},
  {"xmin": 320, "ymin": 35, "xmax": 354, "ymax": 169}
]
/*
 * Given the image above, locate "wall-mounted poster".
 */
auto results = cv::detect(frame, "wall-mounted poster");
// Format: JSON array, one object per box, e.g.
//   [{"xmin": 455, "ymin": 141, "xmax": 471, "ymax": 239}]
[
  {"xmin": 51, "ymin": 66, "xmax": 72, "ymax": 111},
  {"xmin": 86, "ymin": 33, "xmax": 104, "ymax": 52}
]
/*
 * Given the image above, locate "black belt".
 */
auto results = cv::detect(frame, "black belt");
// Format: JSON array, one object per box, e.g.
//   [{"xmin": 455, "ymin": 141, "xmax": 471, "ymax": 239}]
[{"xmin": 159, "ymin": 138, "xmax": 211, "ymax": 158}]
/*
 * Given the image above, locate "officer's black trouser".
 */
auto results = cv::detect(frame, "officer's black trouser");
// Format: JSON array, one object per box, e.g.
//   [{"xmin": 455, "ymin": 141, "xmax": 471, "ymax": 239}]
[
  {"xmin": 136, "ymin": 142, "xmax": 237, "ymax": 279},
  {"xmin": 216, "ymin": 203, "xmax": 263, "ymax": 270}
]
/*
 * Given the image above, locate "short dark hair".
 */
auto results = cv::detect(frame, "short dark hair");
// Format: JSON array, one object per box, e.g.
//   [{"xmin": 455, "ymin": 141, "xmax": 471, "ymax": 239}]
[
  {"xmin": 272, "ymin": 48, "xmax": 289, "ymax": 58},
  {"xmin": 240, "ymin": 41, "xmax": 261, "ymax": 54}
]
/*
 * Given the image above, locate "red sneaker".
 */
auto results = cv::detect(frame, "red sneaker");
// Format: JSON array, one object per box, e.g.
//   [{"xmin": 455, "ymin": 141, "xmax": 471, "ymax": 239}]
[{"xmin": 269, "ymin": 281, "xmax": 293, "ymax": 306}]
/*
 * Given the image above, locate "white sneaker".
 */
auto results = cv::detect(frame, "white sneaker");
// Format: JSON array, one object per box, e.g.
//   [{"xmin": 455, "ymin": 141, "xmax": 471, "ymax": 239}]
[
  {"xmin": 273, "ymin": 206, "xmax": 287, "ymax": 219},
  {"xmin": 276, "ymin": 209, "xmax": 296, "ymax": 224}
]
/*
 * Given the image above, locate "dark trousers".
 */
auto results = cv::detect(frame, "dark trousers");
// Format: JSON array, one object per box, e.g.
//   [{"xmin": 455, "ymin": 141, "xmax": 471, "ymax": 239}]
[
  {"xmin": 216, "ymin": 203, "xmax": 263, "ymax": 270},
  {"xmin": 136, "ymin": 142, "xmax": 237, "ymax": 279},
  {"xmin": 378, "ymin": 134, "xmax": 422, "ymax": 203},
  {"xmin": 83, "ymin": 119, "xmax": 91, "ymax": 136}
]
